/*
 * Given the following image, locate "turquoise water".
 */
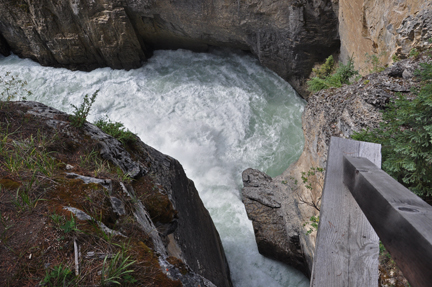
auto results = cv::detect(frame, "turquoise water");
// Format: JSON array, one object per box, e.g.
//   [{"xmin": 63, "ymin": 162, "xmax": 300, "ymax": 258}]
[{"xmin": 0, "ymin": 49, "xmax": 308, "ymax": 287}]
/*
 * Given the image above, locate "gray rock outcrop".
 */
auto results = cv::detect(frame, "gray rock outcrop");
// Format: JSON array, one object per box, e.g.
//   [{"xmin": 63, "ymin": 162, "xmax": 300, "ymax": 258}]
[{"xmin": 0, "ymin": 0, "xmax": 340, "ymax": 98}]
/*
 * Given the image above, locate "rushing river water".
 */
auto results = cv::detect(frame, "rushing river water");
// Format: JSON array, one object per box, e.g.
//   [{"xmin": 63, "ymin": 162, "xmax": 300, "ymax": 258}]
[{"xmin": 0, "ymin": 49, "xmax": 308, "ymax": 287}]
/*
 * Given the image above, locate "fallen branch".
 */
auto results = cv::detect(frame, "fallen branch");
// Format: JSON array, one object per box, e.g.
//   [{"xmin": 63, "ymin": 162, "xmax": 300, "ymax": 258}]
[{"xmin": 74, "ymin": 236, "xmax": 79, "ymax": 276}]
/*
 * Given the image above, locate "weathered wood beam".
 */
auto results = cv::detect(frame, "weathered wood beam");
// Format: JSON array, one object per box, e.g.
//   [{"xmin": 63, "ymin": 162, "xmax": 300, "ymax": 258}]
[
  {"xmin": 311, "ymin": 137, "xmax": 380, "ymax": 287},
  {"xmin": 344, "ymin": 155, "xmax": 432, "ymax": 287}
]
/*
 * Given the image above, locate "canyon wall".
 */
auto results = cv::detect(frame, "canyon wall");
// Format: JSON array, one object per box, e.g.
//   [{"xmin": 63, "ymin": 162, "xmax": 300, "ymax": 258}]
[
  {"xmin": 0, "ymin": 0, "xmax": 340, "ymax": 98},
  {"xmin": 338, "ymin": 0, "xmax": 432, "ymax": 73}
]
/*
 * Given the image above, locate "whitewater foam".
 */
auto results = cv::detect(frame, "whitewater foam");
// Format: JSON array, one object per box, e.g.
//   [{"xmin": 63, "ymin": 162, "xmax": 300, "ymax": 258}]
[{"xmin": 0, "ymin": 49, "xmax": 308, "ymax": 287}]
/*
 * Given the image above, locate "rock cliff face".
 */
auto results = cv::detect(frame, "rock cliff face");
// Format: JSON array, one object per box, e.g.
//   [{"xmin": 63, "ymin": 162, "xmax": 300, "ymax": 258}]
[
  {"xmin": 0, "ymin": 101, "xmax": 232, "ymax": 286},
  {"xmin": 338, "ymin": 0, "xmax": 432, "ymax": 73},
  {"xmin": 242, "ymin": 54, "xmax": 429, "ymax": 277},
  {"xmin": 0, "ymin": 0, "xmax": 340, "ymax": 98}
]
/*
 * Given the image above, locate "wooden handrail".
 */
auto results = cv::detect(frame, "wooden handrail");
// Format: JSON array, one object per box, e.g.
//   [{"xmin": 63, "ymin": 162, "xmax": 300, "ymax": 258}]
[
  {"xmin": 310, "ymin": 136, "xmax": 432, "ymax": 287},
  {"xmin": 344, "ymin": 155, "xmax": 432, "ymax": 287},
  {"xmin": 311, "ymin": 137, "xmax": 381, "ymax": 287}
]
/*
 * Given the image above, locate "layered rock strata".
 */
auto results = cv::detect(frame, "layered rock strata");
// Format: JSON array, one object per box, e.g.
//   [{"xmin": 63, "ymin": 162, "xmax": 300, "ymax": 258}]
[
  {"xmin": 242, "ymin": 55, "xmax": 429, "ymax": 277},
  {"xmin": 0, "ymin": 0, "xmax": 340, "ymax": 98}
]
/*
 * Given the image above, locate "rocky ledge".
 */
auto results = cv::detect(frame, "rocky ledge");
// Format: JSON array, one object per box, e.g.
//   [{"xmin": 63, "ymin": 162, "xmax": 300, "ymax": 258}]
[
  {"xmin": 0, "ymin": 101, "xmax": 232, "ymax": 286},
  {"xmin": 241, "ymin": 54, "xmax": 430, "ymax": 279}
]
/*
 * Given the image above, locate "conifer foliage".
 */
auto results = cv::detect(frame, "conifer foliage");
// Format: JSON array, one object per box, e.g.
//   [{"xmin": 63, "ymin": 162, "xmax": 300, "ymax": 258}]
[{"xmin": 353, "ymin": 58, "xmax": 432, "ymax": 196}]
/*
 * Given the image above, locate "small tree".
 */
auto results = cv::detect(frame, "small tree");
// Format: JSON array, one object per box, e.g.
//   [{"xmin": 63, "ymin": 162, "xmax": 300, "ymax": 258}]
[{"xmin": 312, "ymin": 55, "xmax": 335, "ymax": 79}]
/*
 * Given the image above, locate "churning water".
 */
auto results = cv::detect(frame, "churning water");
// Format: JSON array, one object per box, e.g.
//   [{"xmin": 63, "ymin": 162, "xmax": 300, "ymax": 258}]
[{"xmin": 0, "ymin": 49, "xmax": 309, "ymax": 287}]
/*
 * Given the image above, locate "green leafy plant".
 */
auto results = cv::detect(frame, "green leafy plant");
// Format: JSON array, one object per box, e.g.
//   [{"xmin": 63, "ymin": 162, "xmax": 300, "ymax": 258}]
[
  {"xmin": 41, "ymin": 264, "xmax": 75, "ymax": 287},
  {"xmin": 304, "ymin": 215, "xmax": 320, "ymax": 235},
  {"xmin": 116, "ymin": 167, "xmax": 132, "ymax": 183},
  {"xmin": 2, "ymin": 136, "xmax": 58, "ymax": 177},
  {"xmin": 298, "ymin": 167, "xmax": 325, "ymax": 211},
  {"xmin": 60, "ymin": 216, "xmax": 78, "ymax": 233},
  {"xmin": 100, "ymin": 251, "xmax": 136, "ymax": 286},
  {"xmin": 70, "ymin": 90, "xmax": 98, "ymax": 128},
  {"xmin": 379, "ymin": 241, "xmax": 391, "ymax": 259},
  {"xmin": 307, "ymin": 56, "xmax": 359, "ymax": 92},
  {"xmin": 0, "ymin": 71, "xmax": 32, "ymax": 102},
  {"xmin": 94, "ymin": 117, "xmax": 137, "ymax": 145},
  {"xmin": 50, "ymin": 213, "xmax": 79, "ymax": 234},
  {"xmin": 352, "ymin": 59, "xmax": 432, "ymax": 196}
]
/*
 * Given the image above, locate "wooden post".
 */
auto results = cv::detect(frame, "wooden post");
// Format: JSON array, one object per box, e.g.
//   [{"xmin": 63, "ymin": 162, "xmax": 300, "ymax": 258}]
[
  {"xmin": 344, "ymin": 156, "xmax": 432, "ymax": 287},
  {"xmin": 310, "ymin": 137, "xmax": 381, "ymax": 287}
]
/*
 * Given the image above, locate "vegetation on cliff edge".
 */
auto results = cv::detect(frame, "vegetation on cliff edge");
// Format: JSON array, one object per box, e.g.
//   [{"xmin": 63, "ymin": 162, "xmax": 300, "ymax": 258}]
[{"xmin": 352, "ymin": 55, "xmax": 432, "ymax": 197}]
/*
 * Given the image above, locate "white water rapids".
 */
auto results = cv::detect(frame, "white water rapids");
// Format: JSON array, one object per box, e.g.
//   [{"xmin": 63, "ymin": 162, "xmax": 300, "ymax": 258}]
[{"xmin": 0, "ymin": 49, "xmax": 309, "ymax": 287}]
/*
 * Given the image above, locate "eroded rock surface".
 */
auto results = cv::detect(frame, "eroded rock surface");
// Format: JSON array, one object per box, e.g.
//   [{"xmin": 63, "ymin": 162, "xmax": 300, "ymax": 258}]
[
  {"xmin": 338, "ymin": 0, "xmax": 432, "ymax": 72},
  {"xmin": 0, "ymin": 0, "xmax": 340, "ymax": 98}
]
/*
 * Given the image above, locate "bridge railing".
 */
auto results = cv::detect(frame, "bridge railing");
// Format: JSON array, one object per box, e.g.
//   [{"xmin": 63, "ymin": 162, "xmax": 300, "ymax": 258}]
[{"xmin": 310, "ymin": 137, "xmax": 432, "ymax": 287}]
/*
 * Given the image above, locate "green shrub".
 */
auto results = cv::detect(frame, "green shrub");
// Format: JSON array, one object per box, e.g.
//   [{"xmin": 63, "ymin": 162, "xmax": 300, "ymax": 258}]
[
  {"xmin": 307, "ymin": 56, "xmax": 359, "ymax": 92},
  {"xmin": 70, "ymin": 90, "xmax": 98, "ymax": 128},
  {"xmin": 352, "ymin": 59, "xmax": 432, "ymax": 196},
  {"xmin": 94, "ymin": 117, "xmax": 137, "ymax": 145},
  {"xmin": 312, "ymin": 55, "xmax": 335, "ymax": 79}
]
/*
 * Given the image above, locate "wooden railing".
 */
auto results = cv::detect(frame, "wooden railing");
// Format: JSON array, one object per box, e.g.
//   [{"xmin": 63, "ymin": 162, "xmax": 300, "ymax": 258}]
[{"xmin": 310, "ymin": 137, "xmax": 432, "ymax": 287}]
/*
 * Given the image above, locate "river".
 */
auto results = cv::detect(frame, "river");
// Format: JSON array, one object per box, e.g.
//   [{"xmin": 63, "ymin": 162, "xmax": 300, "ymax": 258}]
[{"xmin": 0, "ymin": 48, "xmax": 309, "ymax": 287}]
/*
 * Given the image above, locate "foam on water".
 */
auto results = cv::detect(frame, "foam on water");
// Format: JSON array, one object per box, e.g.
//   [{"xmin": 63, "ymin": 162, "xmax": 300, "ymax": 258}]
[{"xmin": 0, "ymin": 49, "xmax": 309, "ymax": 287}]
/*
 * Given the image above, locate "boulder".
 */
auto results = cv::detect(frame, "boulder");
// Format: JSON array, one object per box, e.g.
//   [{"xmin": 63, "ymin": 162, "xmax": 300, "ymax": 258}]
[{"xmin": 242, "ymin": 168, "xmax": 312, "ymax": 277}]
